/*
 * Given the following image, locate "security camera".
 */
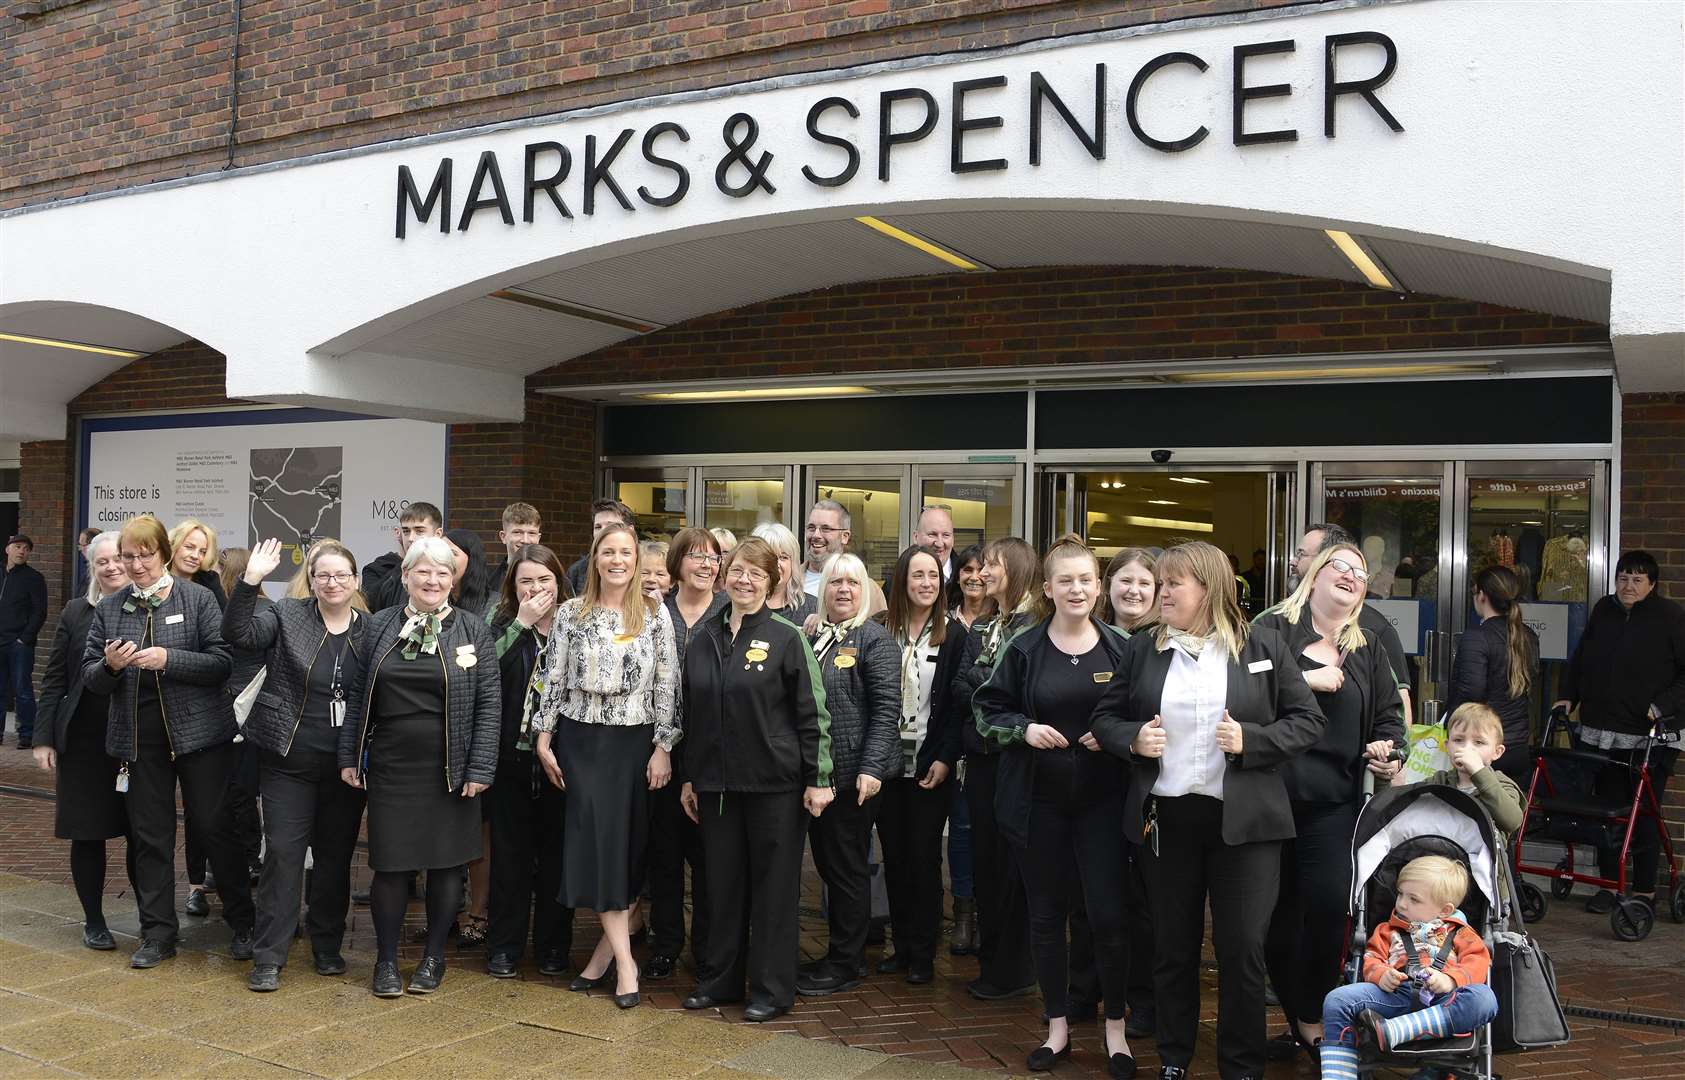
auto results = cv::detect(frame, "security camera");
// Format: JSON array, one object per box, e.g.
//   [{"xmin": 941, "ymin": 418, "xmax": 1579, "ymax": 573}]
[{"xmin": 1151, "ymin": 449, "xmax": 1173, "ymax": 464}]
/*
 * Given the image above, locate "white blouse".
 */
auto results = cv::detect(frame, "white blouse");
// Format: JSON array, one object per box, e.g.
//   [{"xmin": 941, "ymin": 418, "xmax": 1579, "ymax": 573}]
[
  {"xmin": 531, "ymin": 599, "xmax": 681, "ymax": 750},
  {"xmin": 1151, "ymin": 639, "xmax": 1230, "ymax": 801}
]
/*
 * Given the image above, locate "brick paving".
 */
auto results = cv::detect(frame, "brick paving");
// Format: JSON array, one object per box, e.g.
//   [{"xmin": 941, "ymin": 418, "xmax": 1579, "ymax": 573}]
[{"xmin": 0, "ymin": 737, "xmax": 1682, "ymax": 1078}]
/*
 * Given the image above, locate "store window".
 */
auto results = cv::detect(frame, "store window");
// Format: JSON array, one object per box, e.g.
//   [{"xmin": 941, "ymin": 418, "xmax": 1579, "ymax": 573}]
[{"xmin": 705, "ymin": 478, "xmax": 784, "ymax": 541}]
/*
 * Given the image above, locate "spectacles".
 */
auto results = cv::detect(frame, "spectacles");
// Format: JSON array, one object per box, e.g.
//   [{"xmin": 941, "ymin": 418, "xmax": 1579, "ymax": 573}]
[
  {"xmin": 118, "ymin": 551, "xmax": 157, "ymax": 564},
  {"xmin": 726, "ymin": 566, "xmax": 769, "ymax": 583},
  {"xmin": 312, "ymin": 572, "xmax": 355, "ymax": 585},
  {"xmin": 684, "ymin": 552, "xmax": 722, "ymax": 565},
  {"xmin": 804, "ymin": 524, "xmax": 842, "ymax": 536},
  {"xmin": 1326, "ymin": 557, "xmax": 1370, "ymax": 583}
]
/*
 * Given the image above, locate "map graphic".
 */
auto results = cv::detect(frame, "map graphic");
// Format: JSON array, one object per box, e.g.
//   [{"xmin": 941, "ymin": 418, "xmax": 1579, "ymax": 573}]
[{"xmin": 249, "ymin": 447, "xmax": 343, "ymax": 579}]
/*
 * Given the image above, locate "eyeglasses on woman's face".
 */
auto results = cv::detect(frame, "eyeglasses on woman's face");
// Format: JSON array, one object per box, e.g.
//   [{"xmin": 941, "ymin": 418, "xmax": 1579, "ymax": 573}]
[
  {"xmin": 684, "ymin": 552, "xmax": 722, "ymax": 566},
  {"xmin": 726, "ymin": 565, "xmax": 768, "ymax": 584},
  {"xmin": 311, "ymin": 571, "xmax": 355, "ymax": 585},
  {"xmin": 1325, "ymin": 557, "xmax": 1370, "ymax": 583},
  {"xmin": 118, "ymin": 550, "xmax": 160, "ymax": 565}
]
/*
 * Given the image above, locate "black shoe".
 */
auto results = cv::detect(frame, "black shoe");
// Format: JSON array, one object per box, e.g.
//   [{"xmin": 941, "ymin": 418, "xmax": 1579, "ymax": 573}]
[
  {"xmin": 1158, "ymin": 1068, "xmax": 1189, "ymax": 1080},
  {"xmin": 538, "ymin": 951, "xmax": 570, "ymax": 977},
  {"xmin": 742, "ymin": 1002, "xmax": 786, "ymax": 1023},
  {"xmin": 1027, "ymin": 1043, "xmax": 1070, "ymax": 1071},
  {"xmin": 1586, "ymin": 888, "xmax": 1618, "ymax": 914},
  {"xmin": 352, "ymin": 888, "xmax": 372, "ymax": 905},
  {"xmin": 15, "ymin": 740, "xmax": 30, "ymax": 751},
  {"xmin": 408, "ymin": 955, "xmax": 445, "ymax": 994},
  {"xmin": 569, "ymin": 961, "xmax": 615, "ymax": 992},
  {"xmin": 1263, "ymin": 981, "xmax": 1279, "ymax": 1006},
  {"xmin": 372, "ymin": 961, "xmax": 403, "ymax": 998},
  {"xmin": 905, "ymin": 962, "xmax": 934, "ymax": 985},
  {"xmin": 642, "ymin": 954, "xmax": 676, "ymax": 979},
  {"xmin": 203, "ymin": 871, "xmax": 217, "ymax": 892},
  {"xmin": 313, "ymin": 952, "xmax": 347, "ymax": 976},
  {"xmin": 230, "ymin": 931, "xmax": 254, "ymax": 961},
  {"xmin": 683, "ymin": 991, "xmax": 721, "ymax": 1010},
  {"xmin": 1265, "ymin": 1031, "xmax": 1300, "ymax": 1061},
  {"xmin": 487, "ymin": 953, "xmax": 518, "ymax": 979},
  {"xmin": 1125, "ymin": 1008, "xmax": 1155, "ymax": 1039},
  {"xmin": 82, "ymin": 925, "xmax": 115, "ymax": 951},
  {"xmin": 1108, "ymin": 1052, "xmax": 1138, "ymax": 1080},
  {"xmin": 876, "ymin": 953, "xmax": 906, "ymax": 974},
  {"xmin": 130, "ymin": 940, "xmax": 176, "ymax": 969},
  {"xmin": 968, "ymin": 978, "xmax": 1037, "ymax": 1000},
  {"xmin": 1358, "ymin": 1008, "xmax": 1391, "ymax": 1052},
  {"xmin": 797, "ymin": 969, "xmax": 862, "ymax": 997},
  {"xmin": 615, "ymin": 989, "xmax": 642, "ymax": 1009},
  {"xmin": 248, "ymin": 964, "xmax": 281, "ymax": 992},
  {"xmin": 184, "ymin": 889, "xmax": 210, "ymax": 917}
]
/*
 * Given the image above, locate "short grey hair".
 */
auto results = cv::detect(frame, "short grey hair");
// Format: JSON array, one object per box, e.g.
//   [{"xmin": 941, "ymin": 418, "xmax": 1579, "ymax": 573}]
[
  {"xmin": 84, "ymin": 530, "xmax": 123, "ymax": 606},
  {"xmin": 401, "ymin": 535, "xmax": 457, "ymax": 574},
  {"xmin": 810, "ymin": 499, "xmax": 852, "ymax": 531}
]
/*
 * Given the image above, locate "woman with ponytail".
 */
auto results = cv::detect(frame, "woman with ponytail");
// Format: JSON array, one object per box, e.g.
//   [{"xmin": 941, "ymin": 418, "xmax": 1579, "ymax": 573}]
[{"xmin": 1447, "ymin": 565, "xmax": 1538, "ymax": 782}]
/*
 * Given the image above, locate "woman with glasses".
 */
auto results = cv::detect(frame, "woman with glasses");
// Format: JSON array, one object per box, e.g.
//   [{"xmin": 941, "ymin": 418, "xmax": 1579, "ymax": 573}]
[
  {"xmin": 82, "ymin": 516, "xmax": 255, "ymax": 970},
  {"xmin": 34, "ymin": 530, "xmax": 130, "ymax": 950},
  {"xmin": 644, "ymin": 528, "xmax": 727, "ymax": 981},
  {"xmin": 224, "ymin": 537, "xmax": 371, "ymax": 992},
  {"xmin": 942, "ymin": 543, "xmax": 992, "ymax": 957},
  {"xmin": 678, "ymin": 537, "xmax": 834, "ymax": 1023},
  {"xmin": 750, "ymin": 522, "xmax": 817, "ymax": 624},
  {"xmin": 170, "ymin": 518, "xmax": 234, "ymax": 917},
  {"xmin": 1253, "ymin": 543, "xmax": 1403, "ymax": 1058}
]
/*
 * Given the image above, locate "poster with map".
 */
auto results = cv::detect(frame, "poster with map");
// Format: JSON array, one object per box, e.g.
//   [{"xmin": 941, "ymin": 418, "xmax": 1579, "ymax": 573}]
[{"xmin": 249, "ymin": 447, "xmax": 344, "ymax": 581}]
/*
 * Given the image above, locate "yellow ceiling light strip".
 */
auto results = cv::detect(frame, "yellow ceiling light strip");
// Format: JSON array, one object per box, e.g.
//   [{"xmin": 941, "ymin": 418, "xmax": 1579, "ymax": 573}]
[
  {"xmin": 1120, "ymin": 514, "xmax": 1214, "ymax": 533},
  {"xmin": 1325, "ymin": 229, "xmax": 1398, "ymax": 290},
  {"xmin": 0, "ymin": 331, "xmax": 145, "ymax": 359},
  {"xmin": 1167, "ymin": 362, "xmax": 1488, "ymax": 384},
  {"xmin": 638, "ymin": 385, "xmax": 874, "ymax": 402},
  {"xmin": 856, "ymin": 216, "xmax": 982, "ymax": 271}
]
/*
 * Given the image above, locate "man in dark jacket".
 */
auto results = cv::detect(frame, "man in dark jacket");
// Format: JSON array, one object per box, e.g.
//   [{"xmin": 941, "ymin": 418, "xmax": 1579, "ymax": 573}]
[
  {"xmin": 0, "ymin": 534, "xmax": 48, "ymax": 748},
  {"xmin": 1558, "ymin": 550, "xmax": 1685, "ymax": 911},
  {"xmin": 360, "ymin": 500, "xmax": 442, "ymax": 612}
]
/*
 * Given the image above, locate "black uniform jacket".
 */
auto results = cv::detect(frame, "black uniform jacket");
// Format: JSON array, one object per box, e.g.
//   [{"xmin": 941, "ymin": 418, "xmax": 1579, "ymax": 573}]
[
  {"xmin": 339, "ymin": 606, "xmax": 501, "ymax": 792},
  {"xmin": 35, "ymin": 598, "xmax": 97, "ymax": 755},
  {"xmin": 82, "ymin": 579, "xmax": 234, "ymax": 759},
  {"xmin": 952, "ymin": 611, "xmax": 1039, "ymax": 758},
  {"xmin": 1089, "ymin": 626, "xmax": 1326, "ymax": 847},
  {"xmin": 678, "ymin": 603, "xmax": 833, "ymax": 794},
  {"xmin": 222, "ymin": 579, "xmax": 370, "ymax": 757},
  {"xmin": 972, "ymin": 616, "xmax": 1132, "ymax": 848},
  {"xmin": 808, "ymin": 618, "xmax": 901, "ymax": 786}
]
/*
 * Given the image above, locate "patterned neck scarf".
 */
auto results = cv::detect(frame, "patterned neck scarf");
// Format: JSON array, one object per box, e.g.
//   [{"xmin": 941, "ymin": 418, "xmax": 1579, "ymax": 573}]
[
  {"xmin": 398, "ymin": 603, "xmax": 452, "ymax": 661},
  {"xmin": 517, "ymin": 629, "xmax": 550, "ymax": 749},
  {"xmin": 1166, "ymin": 626, "xmax": 1216, "ymax": 660},
  {"xmin": 811, "ymin": 620, "xmax": 847, "ymax": 661},
  {"xmin": 125, "ymin": 574, "xmax": 173, "ymax": 612},
  {"xmin": 978, "ymin": 594, "xmax": 1036, "ymax": 667},
  {"xmin": 899, "ymin": 616, "xmax": 935, "ymax": 720}
]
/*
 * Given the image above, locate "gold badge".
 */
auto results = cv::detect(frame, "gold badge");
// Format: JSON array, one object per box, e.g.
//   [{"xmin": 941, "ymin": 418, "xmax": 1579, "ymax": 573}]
[
  {"xmin": 1092, "ymin": 671, "xmax": 1113, "ymax": 684},
  {"xmin": 745, "ymin": 648, "xmax": 768, "ymax": 662},
  {"xmin": 834, "ymin": 654, "xmax": 856, "ymax": 669},
  {"xmin": 613, "ymin": 634, "xmax": 636, "ymax": 645},
  {"xmin": 456, "ymin": 653, "xmax": 478, "ymax": 668}
]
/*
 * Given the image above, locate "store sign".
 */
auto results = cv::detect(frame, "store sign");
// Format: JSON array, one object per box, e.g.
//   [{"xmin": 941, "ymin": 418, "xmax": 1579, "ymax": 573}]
[
  {"xmin": 1471, "ymin": 478, "xmax": 1589, "ymax": 497},
  {"xmin": 1365, "ymin": 597, "xmax": 1424, "ymax": 656},
  {"xmin": 393, "ymin": 31, "xmax": 1403, "ymax": 238},
  {"xmin": 1518, "ymin": 601, "xmax": 1572, "ymax": 662}
]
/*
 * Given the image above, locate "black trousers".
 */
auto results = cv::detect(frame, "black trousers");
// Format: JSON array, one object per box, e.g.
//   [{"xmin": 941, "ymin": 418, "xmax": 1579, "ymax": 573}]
[
  {"xmin": 964, "ymin": 754, "xmax": 1034, "ymax": 991},
  {"xmin": 1145, "ymin": 794, "xmax": 1280, "ymax": 1079},
  {"xmin": 808, "ymin": 781, "xmax": 877, "ymax": 975},
  {"xmin": 1264, "ymin": 800, "xmax": 1358, "ymax": 1027},
  {"xmin": 185, "ymin": 738, "xmax": 261, "ymax": 885},
  {"xmin": 875, "ymin": 776, "xmax": 949, "ymax": 967},
  {"xmin": 486, "ymin": 751, "xmax": 573, "ymax": 963},
  {"xmin": 127, "ymin": 740, "xmax": 256, "ymax": 944},
  {"xmin": 1585, "ymin": 742, "xmax": 1679, "ymax": 892},
  {"xmin": 696, "ymin": 789, "xmax": 806, "ymax": 1009},
  {"xmin": 252, "ymin": 747, "xmax": 366, "ymax": 967},
  {"xmin": 647, "ymin": 780, "xmax": 708, "ymax": 969},
  {"xmin": 1017, "ymin": 793, "xmax": 1132, "ymax": 1021},
  {"xmin": 1067, "ymin": 830, "xmax": 1155, "ymax": 1015}
]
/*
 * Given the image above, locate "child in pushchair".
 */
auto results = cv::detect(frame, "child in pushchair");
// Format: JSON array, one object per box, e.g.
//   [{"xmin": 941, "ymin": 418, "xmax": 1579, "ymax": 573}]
[{"xmin": 1320, "ymin": 783, "xmax": 1515, "ymax": 1080}]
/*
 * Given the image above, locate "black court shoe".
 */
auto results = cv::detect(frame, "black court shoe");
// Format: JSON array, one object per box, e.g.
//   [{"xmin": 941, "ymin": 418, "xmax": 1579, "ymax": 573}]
[
  {"xmin": 568, "ymin": 960, "xmax": 616, "ymax": 992},
  {"xmin": 1026, "ymin": 1043, "xmax": 1070, "ymax": 1071}
]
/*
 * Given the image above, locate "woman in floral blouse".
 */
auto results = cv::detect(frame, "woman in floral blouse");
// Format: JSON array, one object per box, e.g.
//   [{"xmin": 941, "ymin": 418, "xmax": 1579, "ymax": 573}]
[{"xmin": 533, "ymin": 522, "xmax": 680, "ymax": 1009}]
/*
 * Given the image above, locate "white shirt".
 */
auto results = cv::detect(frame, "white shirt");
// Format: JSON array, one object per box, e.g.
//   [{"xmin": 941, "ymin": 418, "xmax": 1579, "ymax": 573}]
[
  {"xmin": 1151, "ymin": 639, "xmax": 1230, "ymax": 800},
  {"xmin": 804, "ymin": 566, "xmax": 824, "ymax": 598}
]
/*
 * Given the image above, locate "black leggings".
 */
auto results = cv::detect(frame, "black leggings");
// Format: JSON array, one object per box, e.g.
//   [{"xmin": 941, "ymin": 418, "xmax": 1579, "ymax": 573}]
[
  {"xmin": 1016, "ymin": 794, "xmax": 1131, "ymax": 1021},
  {"xmin": 69, "ymin": 838, "xmax": 121, "ymax": 929},
  {"xmin": 371, "ymin": 867, "xmax": 463, "ymax": 963}
]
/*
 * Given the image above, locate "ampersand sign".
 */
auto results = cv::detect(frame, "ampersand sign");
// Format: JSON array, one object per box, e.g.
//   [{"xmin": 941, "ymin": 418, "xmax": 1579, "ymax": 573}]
[{"xmin": 715, "ymin": 113, "xmax": 777, "ymax": 198}]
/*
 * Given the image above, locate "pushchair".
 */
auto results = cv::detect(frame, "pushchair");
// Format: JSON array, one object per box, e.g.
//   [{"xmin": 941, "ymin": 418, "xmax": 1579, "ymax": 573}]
[
  {"xmin": 1512, "ymin": 706, "xmax": 1684, "ymax": 940},
  {"xmin": 1340, "ymin": 784, "xmax": 1515, "ymax": 1079}
]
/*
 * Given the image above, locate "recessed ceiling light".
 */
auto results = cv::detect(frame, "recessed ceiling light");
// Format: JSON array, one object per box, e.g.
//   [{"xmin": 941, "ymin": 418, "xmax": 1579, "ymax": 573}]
[
  {"xmin": 1147, "ymin": 499, "xmax": 1178, "ymax": 506},
  {"xmin": 1166, "ymin": 362, "xmax": 1488, "ymax": 383},
  {"xmin": 1168, "ymin": 477, "xmax": 1211, "ymax": 485},
  {"xmin": 0, "ymin": 331, "xmax": 145, "ymax": 359},
  {"xmin": 1121, "ymin": 514, "xmax": 1213, "ymax": 534},
  {"xmin": 1325, "ymin": 229, "xmax": 1400, "ymax": 290},
  {"xmin": 638, "ymin": 386, "xmax": 874, "ymax": 402}
]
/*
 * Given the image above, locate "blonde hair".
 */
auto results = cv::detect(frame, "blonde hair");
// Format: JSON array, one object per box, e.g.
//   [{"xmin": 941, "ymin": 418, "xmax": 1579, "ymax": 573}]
[
  {"xmin": 579, "ymin": 523, "xmax": 654, "ymax": 638},
  {"xmin": 1153, "ymin": 541, "xmax": 1249, "ymax": 661},
  {"xmin": 816, "ymin": 553, "xmax": 873, "ymax": 632},
  {"xmin": 750, "ymin": 522, "xmax": 807, "ymax": 612},
  {"xmin": 119, "ymin": 515, "xmax": 170, "ymax": 563},
  {"xmin": 83, "ymin": 531, "xmax": 123, "ymax": 605},
  {"xmin": 1276, "ymin": 544, "xmax": 1369, "ymax": 654},
  {"xmin": 305, "ymin": 538, "xmax": 370, "ymax": 613},
  {"xmin": 167, "ymin": 519, "xmax": 219, "ymax": 576},
  {"xmin": 1036, "ymin": 533, "xmax": 1100, "ymax": 621},
  {"xmin": 709, "ymin": 527, "xmax": 737, "ymax": 552},
  {"xmin": 1446, "ymin": 702, "xmax": 1504, "ymax": 747},
  {"xmin": 1397, "ymin": 855, "xmax": 1469, "ymax": 910}
]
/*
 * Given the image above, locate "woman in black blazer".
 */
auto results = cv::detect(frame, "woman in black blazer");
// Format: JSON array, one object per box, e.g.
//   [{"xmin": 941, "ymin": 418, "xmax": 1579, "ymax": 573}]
[
  {"xmin": 1252, "ymin": 543, "xmax": 1403, "ymax": 1057},
  {"xmin": 1091, "ymin": 541, "xmax": 1325, "ymax": 1080},
  {"xmin": 1447, "ymin": 564, "xmax": 1538, "ymax": 782},
  {"xmin": 33, "ymin": 530, "xmax": 130, "ymax": 950}
]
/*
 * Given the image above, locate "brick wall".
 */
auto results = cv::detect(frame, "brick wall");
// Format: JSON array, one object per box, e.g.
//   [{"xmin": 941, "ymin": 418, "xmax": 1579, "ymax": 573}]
[
  {"xmin": 530, "ymin": 265, "xmax": 1608, "ymax": 388},
  {"xmin": 2, "ymin": 0, "xmax": 1303, "ymax": 210},
  {"xmin": 1620, "ymin": 393, "xmax": 1685, "ymax": 601}
]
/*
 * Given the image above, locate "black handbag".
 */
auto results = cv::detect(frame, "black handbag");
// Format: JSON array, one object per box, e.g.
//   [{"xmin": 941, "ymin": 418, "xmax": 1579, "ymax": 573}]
[{"xmin": 1490, "ymin": 930, "xmax": 1570, "ymax": 1051}]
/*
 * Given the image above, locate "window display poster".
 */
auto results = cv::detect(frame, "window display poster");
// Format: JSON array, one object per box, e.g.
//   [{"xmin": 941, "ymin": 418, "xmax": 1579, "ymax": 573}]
[{"xmin": 82, "ymin": 409, "xmax": 446, "ymax": 591}]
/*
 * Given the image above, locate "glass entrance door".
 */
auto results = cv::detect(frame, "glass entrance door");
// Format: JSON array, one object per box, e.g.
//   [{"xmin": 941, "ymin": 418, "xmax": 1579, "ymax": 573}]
[
  {"xmin": 701, "ymin": 465, "xmax": 792, "ymax": 541},
  {"xmin": 805, "ymin": 466, "xmax": 907, "ymax": 584}
]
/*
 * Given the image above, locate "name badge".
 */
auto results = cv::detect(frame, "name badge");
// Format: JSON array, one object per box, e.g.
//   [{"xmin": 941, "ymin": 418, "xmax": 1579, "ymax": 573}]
[
  {"xmin": 834, "ymin": 654, "xmax": 856, "ymax": 669},
  {"xmin": 751, "ymin": 639, "xmax": 770, "ymax": 650},
  {"xmin": 165, "ymin": 613, "xmax": 185, "ymax": 625},
  {"xmin": 1092, "ymin": 671, "xmax": 1113, "ymax": 684},
  {"xmin": 613, "ymin": 634, "xmax": 636, "ymax": 645},
  {"xmin": 745, "ymin": 648, "xmax": 768, "ymax": 662},
  {"xmin": 1248, "ymin": 659, "xmax": 1273, "ymax": 674}
]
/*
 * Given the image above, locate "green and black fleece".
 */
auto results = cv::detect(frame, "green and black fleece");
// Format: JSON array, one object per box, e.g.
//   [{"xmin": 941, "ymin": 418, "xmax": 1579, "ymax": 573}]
[{"xmin": 678, "ymin": 602, "xmax": 833, "ymax": 794}]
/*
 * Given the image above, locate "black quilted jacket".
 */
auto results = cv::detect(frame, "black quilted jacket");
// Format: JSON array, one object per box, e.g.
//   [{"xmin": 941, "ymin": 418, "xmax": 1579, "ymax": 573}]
[
  {"xmin": 808, "ymin": 618, "xmax": 902, "ymax": 785},
  {"xmin": 81, "ymin": 579, "xmax": 234, "ymax": 759},
  {"xmin": 222, "ymin": 579, "xmax": 371, "ymax": 757},
  {"xmin": 338, "ymin": 605, "xmax": 501, "ymax": 791}
]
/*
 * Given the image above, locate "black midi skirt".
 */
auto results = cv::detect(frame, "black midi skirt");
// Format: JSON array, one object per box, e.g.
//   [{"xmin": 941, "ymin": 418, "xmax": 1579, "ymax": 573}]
[
  {"xmin": 365, "ymin": 708, "xmax": 483, "ymax": 872},
  {"xmin": 559, "ymin": 719, "xmax": 652, "ymax": 911},
  {"xmin": 55, "ymin": 694, "xmax": 127, "ymax": 841}
]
